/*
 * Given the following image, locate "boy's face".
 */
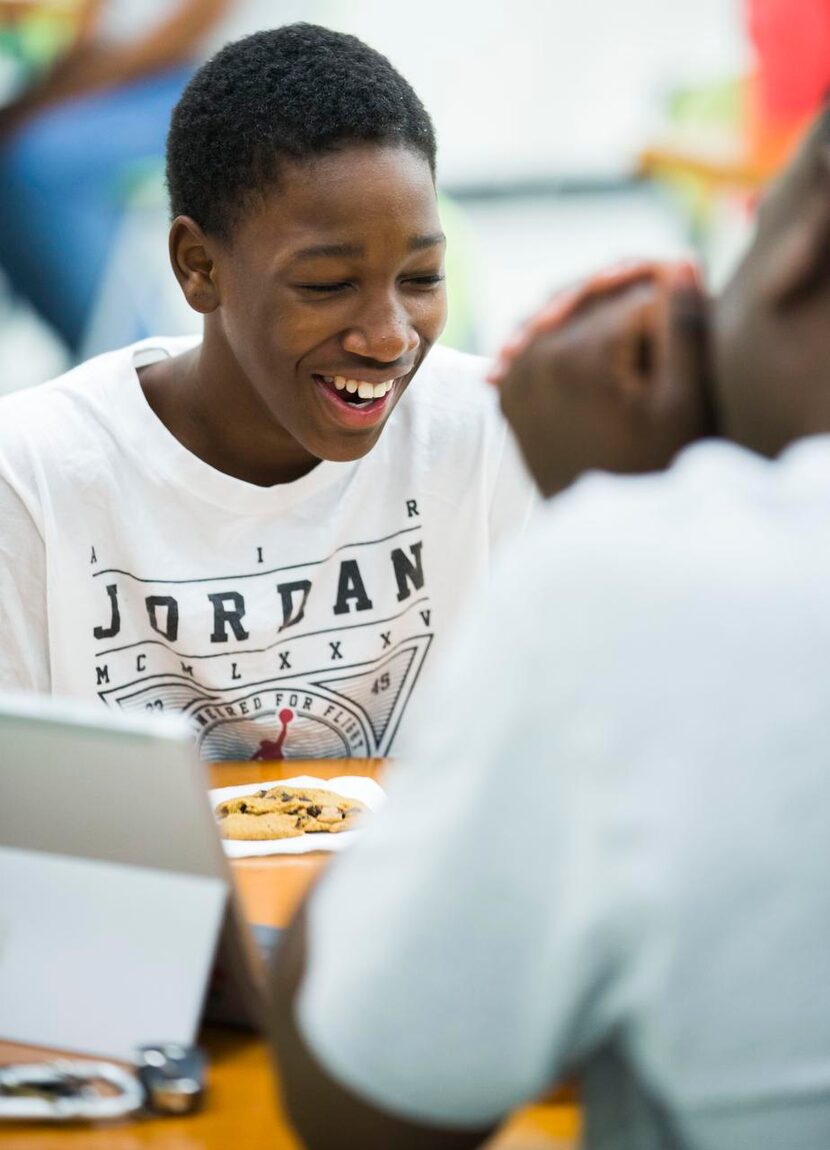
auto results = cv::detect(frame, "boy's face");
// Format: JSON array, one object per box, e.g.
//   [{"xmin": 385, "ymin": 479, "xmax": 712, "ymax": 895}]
[{"xmin": 208, "ymin": 144, "xmax": 447, "ymax": 462}]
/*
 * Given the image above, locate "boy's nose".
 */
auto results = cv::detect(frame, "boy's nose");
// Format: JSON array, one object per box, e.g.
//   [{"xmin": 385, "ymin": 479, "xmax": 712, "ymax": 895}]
[{"xmin": 341, "ymin": 298, "xmax": 419, "ymax": 362}]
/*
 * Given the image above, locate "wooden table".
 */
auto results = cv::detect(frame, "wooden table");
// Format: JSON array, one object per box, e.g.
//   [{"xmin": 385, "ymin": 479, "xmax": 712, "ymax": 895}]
[{"xmin": 0, "ymin": 760, "xmax": 581, "ymax": 1149}]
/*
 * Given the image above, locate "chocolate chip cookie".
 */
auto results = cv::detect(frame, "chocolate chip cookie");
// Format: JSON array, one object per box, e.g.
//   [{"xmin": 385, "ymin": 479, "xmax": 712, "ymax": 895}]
[{"xmin": 215, "ymin": 784, "xmax": 366, "ymax": 841}]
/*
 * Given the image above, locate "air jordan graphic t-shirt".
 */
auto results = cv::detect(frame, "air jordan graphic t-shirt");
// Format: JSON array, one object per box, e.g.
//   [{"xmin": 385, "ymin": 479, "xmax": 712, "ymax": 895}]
[{"xmin": 0, "ymin": 337, "xmax": 535, "ymax": 760}]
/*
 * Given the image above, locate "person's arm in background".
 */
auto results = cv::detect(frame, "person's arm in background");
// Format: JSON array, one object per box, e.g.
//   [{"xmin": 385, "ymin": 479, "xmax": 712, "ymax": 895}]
[{"xmin": 0, "ymin": 0, "xmax": 233, "ymax": 138}]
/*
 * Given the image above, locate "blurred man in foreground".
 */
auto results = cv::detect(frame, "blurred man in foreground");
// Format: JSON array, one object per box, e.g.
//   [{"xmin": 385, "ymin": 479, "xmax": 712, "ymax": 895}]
[{"xmin": 267, "ymin": 109, "xmax": 830, "ymax": 1148}]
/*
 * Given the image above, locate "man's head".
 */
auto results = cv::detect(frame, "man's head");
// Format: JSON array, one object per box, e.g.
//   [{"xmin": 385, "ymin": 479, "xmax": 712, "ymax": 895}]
[
  {"xmin": 164, "ymin": 25, "xmax": 447, "ymax": 467},
  {"xmin": 714, "ymin": 106, "xmax": 830, "ymax": 457}
]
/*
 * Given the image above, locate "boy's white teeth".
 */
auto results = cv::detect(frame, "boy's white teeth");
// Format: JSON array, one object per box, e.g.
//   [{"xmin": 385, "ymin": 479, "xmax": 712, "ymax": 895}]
[{"xmin": 330, "ymin": 375, "xmax": 395, "ymax": 399}]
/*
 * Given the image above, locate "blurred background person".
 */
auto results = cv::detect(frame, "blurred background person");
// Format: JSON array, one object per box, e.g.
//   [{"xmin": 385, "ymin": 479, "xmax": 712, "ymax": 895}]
[{"xmin": 0, "ymin": 0, "xmax": 297, "ymax": 377}]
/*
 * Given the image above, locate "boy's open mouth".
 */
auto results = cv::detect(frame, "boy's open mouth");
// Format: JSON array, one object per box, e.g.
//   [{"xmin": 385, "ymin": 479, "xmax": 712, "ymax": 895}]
[{"xmin": 313, "ymin": 373, "xmax": 398, "ymax": 409}]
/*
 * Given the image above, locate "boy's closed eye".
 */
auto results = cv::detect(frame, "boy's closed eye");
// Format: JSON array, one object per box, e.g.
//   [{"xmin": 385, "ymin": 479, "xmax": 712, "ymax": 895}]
[
  {"xmin": 294, "ymin": 274, "xmax": 445, "ymax": 296},
  {"xmin": 294, "ymin": 282, "xmax": 352, "ymax": 294}
]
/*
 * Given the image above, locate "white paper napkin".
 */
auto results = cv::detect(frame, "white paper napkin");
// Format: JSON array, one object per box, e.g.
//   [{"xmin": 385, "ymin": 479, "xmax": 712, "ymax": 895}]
[{"xmin": 208, "ymin": 775, "xmax": 386, "ymax": 858}]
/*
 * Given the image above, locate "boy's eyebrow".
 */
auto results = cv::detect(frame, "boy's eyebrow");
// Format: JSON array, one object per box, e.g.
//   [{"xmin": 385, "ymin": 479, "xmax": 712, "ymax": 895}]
[
  {"xmin": 290, "ymin": 243, "xmax": 363, "ymax": 262},
  {"xmin": 289, "ymin": 233, "xmax": 446, "ymax": 263},
  {"xmin": 408, "ymin": 232, "xmax": 446, "ymax": 251}
]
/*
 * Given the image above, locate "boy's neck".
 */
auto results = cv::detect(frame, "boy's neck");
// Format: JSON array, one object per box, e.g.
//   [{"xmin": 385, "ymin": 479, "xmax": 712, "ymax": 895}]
[{"xmin": 137, "ymin": 337, "xmax": 321, "ymax": 487}]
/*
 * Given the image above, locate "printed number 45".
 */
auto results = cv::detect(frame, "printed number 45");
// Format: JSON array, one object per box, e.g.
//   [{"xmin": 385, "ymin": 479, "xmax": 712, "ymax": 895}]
[{"xmin": 371, "ymin": 673, "xmax": 390, "ymax": 695}]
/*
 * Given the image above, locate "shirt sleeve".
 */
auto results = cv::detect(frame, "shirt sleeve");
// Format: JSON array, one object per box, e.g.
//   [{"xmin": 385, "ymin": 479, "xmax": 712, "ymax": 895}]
[
  {"xmin": 488, "ymin": 410, "xmax": 538, "ymax": 555},
  {"xmin": 297, "ymin": 515, "xmax": 622, "ymax": 1128},
  {"xmin": 0, "ymin": 473, "xmax": 50, "ymax": 694}
]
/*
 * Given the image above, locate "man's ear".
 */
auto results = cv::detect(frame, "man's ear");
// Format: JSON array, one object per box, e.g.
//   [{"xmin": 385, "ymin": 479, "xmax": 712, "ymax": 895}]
[
  {"xmin": 168, "ymin": 216, "xmax": 221, "ymax": 314},
  {"xmin": 757, "ymin": 169, "xmax": 830, "ymax": 310}
]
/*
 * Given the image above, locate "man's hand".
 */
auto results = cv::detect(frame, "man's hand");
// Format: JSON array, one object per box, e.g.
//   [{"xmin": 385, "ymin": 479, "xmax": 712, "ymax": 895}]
[{"xmin": 492, "ymin": 262, "xmax": 715, "ymax": 499}]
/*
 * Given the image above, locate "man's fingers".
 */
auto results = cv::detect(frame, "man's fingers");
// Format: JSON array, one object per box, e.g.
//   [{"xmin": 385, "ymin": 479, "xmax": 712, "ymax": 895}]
[
  {"xmin": 488, "ymin": 287, "xmax": 580, "ymax": 384},
  {"xmin": 489, "ymin": 261, "xmax": 674, "ymax": 386}
]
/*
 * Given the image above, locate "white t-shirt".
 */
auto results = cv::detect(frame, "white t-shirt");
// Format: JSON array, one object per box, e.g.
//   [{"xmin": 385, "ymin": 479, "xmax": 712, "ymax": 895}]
[
  {"xmin": 0, "ymin": 337, "xmax": 534, "ymax": 760},
  {"xmin": 300, "ymin": 435, "xmax": 830, "ymax": 1148}
]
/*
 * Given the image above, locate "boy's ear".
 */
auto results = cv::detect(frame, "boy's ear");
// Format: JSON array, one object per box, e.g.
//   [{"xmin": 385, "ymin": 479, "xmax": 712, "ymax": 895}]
[
  {"xmin": 168, "ymin": 216, "xmax": 220, "ymax": 314},
  {"xmin": 757, "ymin": 168, "xmax": 830, "ymax": 310}
]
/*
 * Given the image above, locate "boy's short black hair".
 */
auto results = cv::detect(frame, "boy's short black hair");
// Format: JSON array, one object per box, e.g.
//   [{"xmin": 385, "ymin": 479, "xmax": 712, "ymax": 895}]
[{"xmin": 166, "ymin": 22, "xmax": 437, "ymax": 239}]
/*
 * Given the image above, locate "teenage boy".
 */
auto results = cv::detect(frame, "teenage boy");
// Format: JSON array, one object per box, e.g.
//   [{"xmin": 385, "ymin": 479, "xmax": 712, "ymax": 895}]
[
  {"xmin": 268, "ymin": 111, "xmax": 830, "ymax": 1147},
  {"xmin": 0, "ymin": 25, "xmax": 533, "ymax": 760}
]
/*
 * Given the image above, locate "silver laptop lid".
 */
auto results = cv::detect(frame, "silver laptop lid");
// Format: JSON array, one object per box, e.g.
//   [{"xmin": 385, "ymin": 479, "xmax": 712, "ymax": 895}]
[
  {"xmin": 0, "ymin": 693, "xmax": 237, "ymax": 1057},
  {"xmin": 0, "ymin": 692, "xmax": 226, "ymax": 878}
]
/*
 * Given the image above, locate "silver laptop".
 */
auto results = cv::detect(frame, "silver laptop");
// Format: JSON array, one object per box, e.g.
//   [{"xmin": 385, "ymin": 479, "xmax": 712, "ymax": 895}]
[{"xmin": 0, "ymin": 692, "xmax": 267, "ymax": 1059}]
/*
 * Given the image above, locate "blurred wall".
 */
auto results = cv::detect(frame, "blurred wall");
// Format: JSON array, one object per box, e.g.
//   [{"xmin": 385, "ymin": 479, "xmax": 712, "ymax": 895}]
[{"xmin": 318, "ymin": 0, "xmax": 746, "ymax": 187}]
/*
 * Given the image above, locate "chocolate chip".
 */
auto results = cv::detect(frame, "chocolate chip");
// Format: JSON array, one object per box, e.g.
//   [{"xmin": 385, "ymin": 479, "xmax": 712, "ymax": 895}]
[
  {"xmin": 307, "ymin": 805, "xmax": 321, "ymax": 818},
  {"xmin": 257, "ymin": 789, "xmax": 267, "ymax": 797},
  {"xmin": 281, "ymin": 792, "xmax": 293, "ymax": 802},
  {"xmin": 238, "ymin": 802, "xmax": 247, "ymax": 813}
]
